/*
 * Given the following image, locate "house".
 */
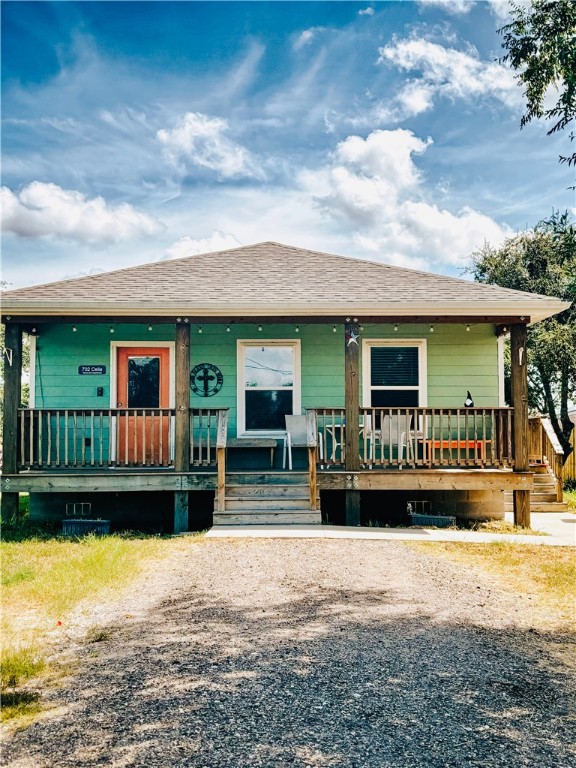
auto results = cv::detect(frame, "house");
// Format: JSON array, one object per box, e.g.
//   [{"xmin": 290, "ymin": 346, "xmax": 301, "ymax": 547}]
[{"xmin": 1, "ymin": 242, "xmax": 570, "ymax": 531}]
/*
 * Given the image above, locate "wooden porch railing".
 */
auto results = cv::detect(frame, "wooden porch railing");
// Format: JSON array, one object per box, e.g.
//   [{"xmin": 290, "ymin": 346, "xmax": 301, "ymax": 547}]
[
  {"xmin": 314, "ymin": 407, "xmax": 514, "ymax": 469},
  {"xmin": 16, "ymin": 408, "xmax": 229, "ymax": 470},
  {"xmin": 529, "ymin": 415, "xmax": 564, "ymax": 501}
]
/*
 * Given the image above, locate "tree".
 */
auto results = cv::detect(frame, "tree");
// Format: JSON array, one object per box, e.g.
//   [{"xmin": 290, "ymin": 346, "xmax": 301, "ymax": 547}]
[
  {"xmin": 499, "ymin": 0, "xmax": 576, "ymax": 168},
  {"xmin": 470, "ymin": 210, "xmax": 576, "ymax": 464}
]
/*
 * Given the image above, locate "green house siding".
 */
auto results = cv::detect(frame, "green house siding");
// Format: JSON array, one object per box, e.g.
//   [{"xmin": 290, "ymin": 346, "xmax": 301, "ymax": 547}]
[{"xmin": 34, "ymin": 322, "xmax": 499, "ymax": 434}]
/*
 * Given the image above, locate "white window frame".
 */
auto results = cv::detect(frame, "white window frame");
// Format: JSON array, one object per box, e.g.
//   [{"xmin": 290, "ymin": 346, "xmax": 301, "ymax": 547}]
[
  {"xmin": 497, "ymin": 335, "xmax": 506, "ymax": 406},
  {"xmin": 109, "ymin": 341, "xmax": 176, "ymax": 408},
  {"xmin": 28, "ymin": 334, "xmax": 37, "ymax": 408},
  {"xmin": 362, "ymin": 339, "xmax": 427, "ymax": 407},
  {"xmin": 237, "ymin": 339, "xmax": 301, "ymax": 437}
]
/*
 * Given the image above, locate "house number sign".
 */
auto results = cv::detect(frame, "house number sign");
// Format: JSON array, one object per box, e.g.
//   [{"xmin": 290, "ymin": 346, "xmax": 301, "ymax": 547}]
[
  {"xmin": 190, "ymin": 363, "xmax": 223, "ymax": 397},
  {"xmin": 78, "ymin": 365, "xmax": 107, "ymax": 375}
]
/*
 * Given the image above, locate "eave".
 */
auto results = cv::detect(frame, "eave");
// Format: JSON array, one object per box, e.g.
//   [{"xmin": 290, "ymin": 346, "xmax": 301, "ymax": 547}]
[{"xmin": 1, "ymin": 298, "xmax": 570, "ymax": 325}]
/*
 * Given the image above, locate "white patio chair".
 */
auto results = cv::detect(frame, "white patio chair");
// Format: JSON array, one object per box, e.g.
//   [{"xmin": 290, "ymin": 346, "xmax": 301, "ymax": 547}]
[
  {"xmin": 283, "ymin": 414, "xmax": 323, "ymax": 470},
  {"xmin": 365, "ymin": 413, "xmax": 423, "ymax": 466}
]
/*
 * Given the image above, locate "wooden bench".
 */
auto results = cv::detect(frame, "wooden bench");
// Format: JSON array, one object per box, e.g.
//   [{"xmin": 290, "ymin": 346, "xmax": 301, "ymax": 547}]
[
  {"xmin": 226, "ymin": 438, "xmax": 279, "ymax": 467},
  {"xmin": 424, "ymin": 439, "xmax": 491, "ymax": 462}
]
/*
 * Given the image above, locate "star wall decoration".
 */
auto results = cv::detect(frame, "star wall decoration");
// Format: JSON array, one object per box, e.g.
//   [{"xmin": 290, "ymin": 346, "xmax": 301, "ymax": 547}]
[{"xmin": 346, "ymin": 329, "xmax": 360, "ymax": 346}]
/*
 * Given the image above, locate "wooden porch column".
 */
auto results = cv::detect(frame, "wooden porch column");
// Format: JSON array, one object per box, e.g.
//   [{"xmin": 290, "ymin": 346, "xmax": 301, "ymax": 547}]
[
  {"xmin": 344, "ymin": 321, "xmax": 361, "ymax": 526},
  {"xmin": 1, "ymin": 323, "xmax": 23, "ymax": 521},
  {"xmin": 511, "ymin": 323, "xmax": 530, "ymax": 527},
  {"xmin": 173, "ymin": 322, "xmax": 191, "ymax": 533}
]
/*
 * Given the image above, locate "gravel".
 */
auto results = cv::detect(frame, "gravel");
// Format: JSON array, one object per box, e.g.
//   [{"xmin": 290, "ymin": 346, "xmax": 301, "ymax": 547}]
[{"xmin": 2, "ymin": 538, "xmax": 575, "ymax": 768}]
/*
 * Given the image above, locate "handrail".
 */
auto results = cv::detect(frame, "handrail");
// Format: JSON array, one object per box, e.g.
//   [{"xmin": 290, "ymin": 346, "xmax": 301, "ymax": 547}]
[
  {"xmin": 540, "ymin": 416, "xmax": 564, "ymax": 502},
  {"xmin": 541, "ymin": 417, "xmax": 564, "ymax": 455}
]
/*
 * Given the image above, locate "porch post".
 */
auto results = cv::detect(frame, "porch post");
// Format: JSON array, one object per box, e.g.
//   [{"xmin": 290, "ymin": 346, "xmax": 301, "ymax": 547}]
[
  {"xmin": 511, "ymin": 323, "xmax": 530, "ymax": 527},
  {"xmin": 173, "ymin": 321, "xmax": 191, "ymax": 533},
  {"xmin": 1, "ymin": 323, "xmax": 23, "ymax": 521},
  {"xmin": 344, "ymin": 321, "xmax": 361, "ymax": 525}
]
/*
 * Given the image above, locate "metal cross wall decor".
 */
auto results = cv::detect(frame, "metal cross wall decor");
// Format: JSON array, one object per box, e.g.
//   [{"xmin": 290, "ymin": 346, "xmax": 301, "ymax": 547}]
[{"xmin": 190, "ymin": 363, "xmax": 224, "ymax": 397}]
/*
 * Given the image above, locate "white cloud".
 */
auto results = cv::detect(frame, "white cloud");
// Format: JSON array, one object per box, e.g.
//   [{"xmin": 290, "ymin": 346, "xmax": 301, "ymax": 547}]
[
  {"xmin": 164, "ymin": 231, "xmax": 243, "ymax": 260},
  {"xmin": 418, "ymin": 0, "xmax": 475, "ymax": 14},
  {"xmin": 305, "ymin": 128, "xmax": 511, "ymax": 267},
  {"xmin": 157, "ymin": 112, "xmax": 263, "ymax": 180},
  {"xmin": 378, "ymin": 37, "xmax": 522, "ymax": 119},
  {"xmin": 1, "ymin": 182, "xmax": 163, "ymax": 243},
  {"xmin": 358, "ymin": 7, "xmax": 375, "ymax": 16},
  {"xmin": 487, "ymin": 1, "xmax": 530, "ymax": 22},
  {"xmin": 293, "ymin": 27, "xmax": 327, "ymax": 51}
]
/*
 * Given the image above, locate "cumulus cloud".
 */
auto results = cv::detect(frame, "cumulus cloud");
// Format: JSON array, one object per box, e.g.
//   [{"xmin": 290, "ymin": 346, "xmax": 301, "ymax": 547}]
[
  {"xmin": 418, "ymin": 0, "xmax": 475, "ymax": 14},
  {"xmin": 157, "ymin": 112, "xmax": 263, "ymax": 180},
  {"xmin": 304, "ymin": 128, "xmax": 510, "ymax": 268},
  {"xmin": 1, "ymin": 182, "xmax": 163, "ymax": 243},
  {"xmin": 164, "ymin": 231, "xmax": 243, "ymax": 260},
  {"xmin": 377, "ymin": 36, "xmax": 522, "ymax": 120},
  {"xmin": 358, "ymin": 7, "xmax": 375, "ymax": 16},
  {"xmin": 487, "ymin": 0, "xmax": 530, "ymax": 21}
]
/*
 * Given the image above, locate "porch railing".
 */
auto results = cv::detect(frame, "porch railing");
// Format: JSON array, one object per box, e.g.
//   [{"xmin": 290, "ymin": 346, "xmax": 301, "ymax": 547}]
[
  {"xmin": 314, "ymin": 407, "xmax": 514, "ymax": 469},
  {"xmin": 16, "ymin": 408, "xmax": 228, "ymax": 470}
]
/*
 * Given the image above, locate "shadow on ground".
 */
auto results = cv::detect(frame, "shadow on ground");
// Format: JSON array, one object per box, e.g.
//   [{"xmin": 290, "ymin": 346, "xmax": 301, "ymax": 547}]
[{"xmin": 3, "ymin": 558, "xmax": 575, "ymax": 767}]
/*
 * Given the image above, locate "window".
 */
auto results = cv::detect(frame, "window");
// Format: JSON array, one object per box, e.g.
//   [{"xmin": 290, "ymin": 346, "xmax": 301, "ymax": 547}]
[
  {"xmin": 362, "ymin": 340, "xmax": 427, "ymax": 407},
  {"xmin": 237, "ymin": 341, "xmax": 301, "ymax": 434}
]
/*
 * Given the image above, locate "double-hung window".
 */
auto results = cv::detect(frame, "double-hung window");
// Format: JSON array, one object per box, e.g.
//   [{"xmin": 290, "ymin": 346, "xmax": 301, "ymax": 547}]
[
  {"xmin": 362, "ymin": 340, "xmax": 427, "ymax": 407},
  {"xmin": 237, "ymin": 341, "xmax": 301, "ymax": 434}
]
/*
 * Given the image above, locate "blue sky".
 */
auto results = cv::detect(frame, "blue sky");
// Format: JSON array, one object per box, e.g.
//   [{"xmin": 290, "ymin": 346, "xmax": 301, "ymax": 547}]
[{"xmin": 2, "ymin": 0, "xmax": 575, "ymax": 289}]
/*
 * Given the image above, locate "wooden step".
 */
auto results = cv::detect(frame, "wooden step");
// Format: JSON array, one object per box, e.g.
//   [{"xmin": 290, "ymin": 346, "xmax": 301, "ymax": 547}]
[
  {"xmin": 215, "ymin": 473, "xmax": 320, "ymax": 525},
  {"xmin": 224, "ymin": 484, "xmax": 310, "ymax": 498},
  {"xmin": 225, "ymin": 472, "xmax": 309, "ymax": 485},
  {"xmin": 219, "ymin": 497, "xmax": 313, "ymax": 511},
  {"xmin": 213, "ymin": 511, "xmax": 322, "ymax": 526}
]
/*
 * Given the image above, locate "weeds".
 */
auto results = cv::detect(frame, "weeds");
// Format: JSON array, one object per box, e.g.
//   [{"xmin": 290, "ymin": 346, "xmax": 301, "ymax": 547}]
[
  {"xmin": 1, "ymin": 530, "xmax": 175, "ymax": 723},
  {"xmin": 412, "ymin": 541, "xmax": 576, "ymax": 629}
]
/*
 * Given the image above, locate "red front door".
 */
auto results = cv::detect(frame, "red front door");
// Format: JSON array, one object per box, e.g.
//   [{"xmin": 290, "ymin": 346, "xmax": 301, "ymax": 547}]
[{"xmin": 116, "ymin": 347, "xmax": 171, "ymax": 465}]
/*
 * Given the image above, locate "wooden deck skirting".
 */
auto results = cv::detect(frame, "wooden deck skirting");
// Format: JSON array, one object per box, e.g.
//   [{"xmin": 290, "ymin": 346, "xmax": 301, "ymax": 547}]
[{"xmin": 1, "ymin": 468, "xmax": 532, "ymax": 495}]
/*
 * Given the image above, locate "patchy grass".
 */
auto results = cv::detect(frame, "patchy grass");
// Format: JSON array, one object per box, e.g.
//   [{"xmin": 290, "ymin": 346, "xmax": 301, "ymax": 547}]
[
  {"xmin": 564, "ymin": 487, "xmax": 576, "ymax": 513},
  {"xmin": 411, "ymin": 541, "xmax": 576, "ymax": 629},
  {"xmin": 1, "ymin": 532, "xmax": 182, "ymax": 723},
  {"xmin": 469, "ymin": 519, "xmax": 546, "ymax": 535}
]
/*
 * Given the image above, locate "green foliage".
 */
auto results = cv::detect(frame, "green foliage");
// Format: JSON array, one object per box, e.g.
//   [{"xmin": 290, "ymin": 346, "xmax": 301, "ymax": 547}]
[
  {"xmin": 499, "ymin": 0, "xmax": 576, "ymax": 167},
  {"xmin": 470, "ymin": 211, "xmax": 575, "ymax": 462}
]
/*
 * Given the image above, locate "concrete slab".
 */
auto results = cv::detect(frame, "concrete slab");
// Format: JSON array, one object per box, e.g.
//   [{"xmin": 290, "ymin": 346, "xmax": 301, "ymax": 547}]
[{"xmin": 205, "ymin": 516, "xmax": 576, "ymax": 546}]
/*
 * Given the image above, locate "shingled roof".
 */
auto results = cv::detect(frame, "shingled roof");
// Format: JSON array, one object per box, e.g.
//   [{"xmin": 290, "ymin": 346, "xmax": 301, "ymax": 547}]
[{"xmin": 1, "ymin": 241, "xmax": 570, "ymax": 322}]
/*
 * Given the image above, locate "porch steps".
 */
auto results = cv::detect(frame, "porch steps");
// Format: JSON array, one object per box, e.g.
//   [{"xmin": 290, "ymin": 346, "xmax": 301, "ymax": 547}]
[
  {"xmin": 213, "ymin": 472, "xmax": 321, "ymax": 526},
  {"xmin": 504, "ymin": 463, "xmax": 569, "ymax": 513}
]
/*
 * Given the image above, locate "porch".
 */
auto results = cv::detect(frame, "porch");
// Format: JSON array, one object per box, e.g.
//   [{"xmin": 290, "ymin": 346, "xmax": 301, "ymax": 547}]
[{"xmin": 3, "ymin": 405, "xmax": 533, "ymax": 529}]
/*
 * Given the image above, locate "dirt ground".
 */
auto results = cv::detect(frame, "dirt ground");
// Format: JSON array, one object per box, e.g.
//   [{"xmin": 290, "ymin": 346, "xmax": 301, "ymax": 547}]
[{"xmin": 2, "ymin": 537, "xmax": 575, "ymax": 767}]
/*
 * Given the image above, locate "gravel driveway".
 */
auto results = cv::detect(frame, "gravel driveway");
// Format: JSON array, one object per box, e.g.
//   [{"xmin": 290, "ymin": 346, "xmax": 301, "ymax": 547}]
[{"xmin": 3, "ymin": 538, "xmax": 575, "ymax": 768}]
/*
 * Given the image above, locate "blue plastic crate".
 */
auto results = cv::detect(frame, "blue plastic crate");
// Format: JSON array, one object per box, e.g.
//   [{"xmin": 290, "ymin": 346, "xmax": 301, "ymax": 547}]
[
  {"xmin": 62, "ymin": 519, "xmax": 111, "ymax": 536},
  {"xmin": 409, "ymin": 513, "xmax": 456, "ymax": 528}
]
